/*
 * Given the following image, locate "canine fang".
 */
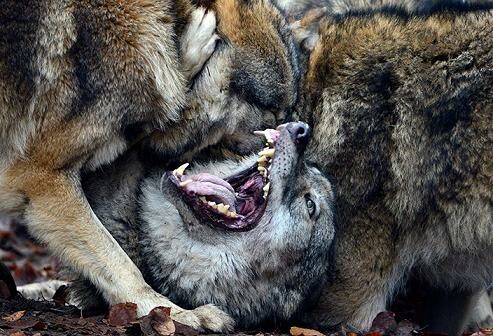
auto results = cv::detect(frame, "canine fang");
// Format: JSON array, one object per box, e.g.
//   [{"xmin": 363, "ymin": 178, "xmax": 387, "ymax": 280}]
[{"xmin": 174, "ymin": 163, "xmax": 190, "ymax": 176}]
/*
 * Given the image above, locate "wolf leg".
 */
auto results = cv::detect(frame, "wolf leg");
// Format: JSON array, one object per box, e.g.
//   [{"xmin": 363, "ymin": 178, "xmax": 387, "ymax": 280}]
[
  {"xmin": 307, "ymin": 211, "xmax": 398, "ymax": 331},
  {"xmin": 468, "ymin": 289, "xmax": 493, "ymax": 331},
  {"xmin": 6, "ymin": 166, "xmax": 233, "ymax": 331},
  {"xmin": 419, "ymin": 286, "xmax": 483, "ymax": 336}
]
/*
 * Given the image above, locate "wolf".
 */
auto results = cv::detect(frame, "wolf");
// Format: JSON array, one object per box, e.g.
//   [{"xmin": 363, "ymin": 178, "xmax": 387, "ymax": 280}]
[
  {"xmin": 57, "ymin": 122, "xmax": 336, "ymax": 328},
  {"xmin": 295, "ymin": 4, "xmax": 493, "ymax": 335},
  {"xmin": 275, "ymin": 0, "xmax": 484, "ymax": 19},
  {"xmin": 0, "ymin": 0, "xmax": 299, "ymax": 330},
  {"xmin": 275, "ymin": 0, "xmax": 476, "ymax": 57}
]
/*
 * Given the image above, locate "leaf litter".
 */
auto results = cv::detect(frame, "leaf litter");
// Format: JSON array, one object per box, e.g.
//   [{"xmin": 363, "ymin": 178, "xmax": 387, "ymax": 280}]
[{"xmin": 0, "ymin": 217, "xmax": 490, "ymax": 336}]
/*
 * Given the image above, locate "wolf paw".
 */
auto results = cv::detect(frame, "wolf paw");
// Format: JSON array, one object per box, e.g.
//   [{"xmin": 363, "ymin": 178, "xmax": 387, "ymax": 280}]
[
  {"xmin": 181, "ymin": 7, "xmax": 220, "ymax": 79},
  {"xmin": 172, "ymin": 304, "xmax": 235, "ymax": 332},
  {"xmin": 135, "ymin": 292, "xmax": 234, "ymax": 332}
]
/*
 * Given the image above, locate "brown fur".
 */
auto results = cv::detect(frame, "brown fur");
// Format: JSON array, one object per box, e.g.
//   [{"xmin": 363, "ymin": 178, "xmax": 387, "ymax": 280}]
[
  {"xmin": 298, "ymin": 7, "xmax": 493, "ymax": 334},
  {"xmin": 0, "ymin": 0, "xmax": 300, "ymax": 331}
]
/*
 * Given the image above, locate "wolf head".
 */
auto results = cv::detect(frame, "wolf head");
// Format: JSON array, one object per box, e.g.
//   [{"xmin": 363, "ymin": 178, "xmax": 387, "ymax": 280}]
[
  {"xmin": 139, "ymin": 122, "xmax": 335, "ymax": 327},
  {"xmin": 149, "ymin": 0, "xmax": 301, "ymax": 161}
]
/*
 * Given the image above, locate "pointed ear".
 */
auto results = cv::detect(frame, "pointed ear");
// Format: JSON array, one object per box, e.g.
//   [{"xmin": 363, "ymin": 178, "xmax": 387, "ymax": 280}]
[{"xmin": 289, "ymin": 7, "xmax": 327, "ymax": 51}]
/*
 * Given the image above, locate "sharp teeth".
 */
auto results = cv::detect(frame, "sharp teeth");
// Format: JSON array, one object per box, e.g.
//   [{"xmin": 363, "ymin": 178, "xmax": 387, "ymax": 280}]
[
  {"xmin": 263, "ymin": 183, "xmax": 270, "ymax": 199},
  {"xmin": 258, "ymin": 155, "xmax": 268, "ymax": 164},
  {"xmin": 199, "ymin": 196, "xmax": 207, "ymax": 203},
  {"xmin": 208, "ymin": 201, "xmax": 217, "ymax": 208},
  {"xmin": 259, "ymin": 148, "xmax": 275, "ymax": 158},
  {"xmin": 227, "ymin": 211, "xmax": 239, "ymax": 218},
  {"xmin": 255, "ymin": 130, "xmax": 273, "ymax": 142},
  {"xmin": 217, "ymin": 203, "xmax": 230, "ymax": 214},
  {"xmin": 179, "ymin": 180, "xmax": 192, "ymax": 187},
  {"xmin": 173, "ymin": 163, "xmax": 189, "ymax": 176},
  {"xmin": 263, "ymin": 182, "xmax": 270, "ymax": 193},
  {"xmin": 258, "ymin": 166, "xmax": 267, "ymax": 177}
]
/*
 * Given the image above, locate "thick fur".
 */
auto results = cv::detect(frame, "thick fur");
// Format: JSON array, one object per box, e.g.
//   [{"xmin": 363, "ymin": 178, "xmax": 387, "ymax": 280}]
[
  {"xmin": 276, "ymin": 0, "xmax": 488, "ymax": 53},
  {"xmin": 275, "ymin": 0, "xmax": 487, "ymax": 18},
  {"xmin": 298, "ymin": 6, "xmax": 493, "ymax": 334},
  {"xmin": 73, "ymin": 127, "xmax": 336, "ymax": 328},
  {"xmin": 0, "ymin": 0, "xmax": 299, "ymax": 330}
]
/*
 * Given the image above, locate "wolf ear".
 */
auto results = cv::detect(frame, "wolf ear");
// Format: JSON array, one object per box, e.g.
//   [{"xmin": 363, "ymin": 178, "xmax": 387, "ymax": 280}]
[
  {"xmin": 289, "ymin": 7, "xmax": 326, "ymax": 51},
  {"xmin": 273, "ymin": 0, "xmax": 326, "ymax": 51}
]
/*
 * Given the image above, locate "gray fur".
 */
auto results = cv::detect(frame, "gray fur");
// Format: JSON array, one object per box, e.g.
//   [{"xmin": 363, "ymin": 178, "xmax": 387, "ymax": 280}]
[{"xmin": 74, "ymin": 127, "xmax": 336, "ymax": 328}]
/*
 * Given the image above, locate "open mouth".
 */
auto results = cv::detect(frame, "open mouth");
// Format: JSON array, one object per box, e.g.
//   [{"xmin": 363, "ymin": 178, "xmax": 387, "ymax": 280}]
[{"xmin": 167, "ymin": 128, "xmax": 281, "ymax": 231}]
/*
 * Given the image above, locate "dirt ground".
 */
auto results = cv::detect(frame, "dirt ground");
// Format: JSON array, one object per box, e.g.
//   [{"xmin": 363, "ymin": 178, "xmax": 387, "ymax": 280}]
[{"xmin": 0, "ymin": 217, "xmax": 490, "ymax": 336}]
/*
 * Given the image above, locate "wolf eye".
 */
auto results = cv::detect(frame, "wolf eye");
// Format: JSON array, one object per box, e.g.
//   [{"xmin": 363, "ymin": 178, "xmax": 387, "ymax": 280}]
[{"xmin": 306, "ymin": 197, "xmax": 316, "ymax": 217}]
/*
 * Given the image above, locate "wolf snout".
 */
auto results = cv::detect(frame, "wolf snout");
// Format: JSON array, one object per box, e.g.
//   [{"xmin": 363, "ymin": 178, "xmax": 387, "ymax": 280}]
[{"xmin": 286, "ymin": 122, "xmax": 310, "ymax": 149}]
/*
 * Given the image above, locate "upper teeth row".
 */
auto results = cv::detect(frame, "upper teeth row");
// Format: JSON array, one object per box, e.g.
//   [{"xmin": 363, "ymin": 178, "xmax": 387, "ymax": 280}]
[
  {"xmin": 199, "ymin": 196, "xmax": 239, "ymax": 218},
  {"xmin": 263, "ymin": 182, "xmax": 270, "ymax": 199},
  {"xmin": 255, "ymin": 131, "xmax": 276, "ymax": 200},
  {"xmin": 257, "ymin": 147, "xmax": 274, "ymax": 178}
]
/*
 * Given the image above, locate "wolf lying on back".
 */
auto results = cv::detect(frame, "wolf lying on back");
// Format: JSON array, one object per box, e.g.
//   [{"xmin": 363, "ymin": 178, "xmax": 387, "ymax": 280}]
[
  {"xmin": 66, "ymin": 122, "xmax": 336, "ymax": 328},
  {"xmin": 0, "ymin": 0, "xmax": 299, "ymax": 329},
  {"xmin": 297, "ymin": 4, "xmax": 493, "ymax": 334}
]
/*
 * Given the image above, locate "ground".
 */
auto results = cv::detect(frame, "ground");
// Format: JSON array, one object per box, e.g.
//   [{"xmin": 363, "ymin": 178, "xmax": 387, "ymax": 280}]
[{"xmin": 0, "ymin": 217, "xmax": 490, "ymax": 336}]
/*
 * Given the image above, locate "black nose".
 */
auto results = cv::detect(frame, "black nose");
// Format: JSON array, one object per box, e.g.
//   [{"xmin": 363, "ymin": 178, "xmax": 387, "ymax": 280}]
[{"xmin": 286, "ymin": 122, "xmax": 310, "ymax": 149}]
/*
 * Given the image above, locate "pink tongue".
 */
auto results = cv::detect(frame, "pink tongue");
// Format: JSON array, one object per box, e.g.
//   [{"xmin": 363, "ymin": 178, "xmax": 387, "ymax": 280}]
[{"xmin": 181, "ymin": 173, "xmax": 236, "ymax": 209}]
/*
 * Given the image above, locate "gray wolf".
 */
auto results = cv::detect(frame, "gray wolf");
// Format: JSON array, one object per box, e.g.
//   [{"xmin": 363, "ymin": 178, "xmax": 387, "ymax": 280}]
[
  {"xmin": 296, "ymin": 4, "xmax": 493, "ymax": 335},
  {"xmin": 67, "ymin": 122, "xmax": 337, "ymax": 328},
  {"xmin": 0, "ymin": 0, "xmax": 299, "ymax": 330}
]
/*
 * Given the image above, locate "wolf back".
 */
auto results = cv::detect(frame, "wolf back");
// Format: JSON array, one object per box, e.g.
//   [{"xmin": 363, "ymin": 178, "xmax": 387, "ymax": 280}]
[{"xmin": 299, "ymin": 5, "xmax": 493, "ymax": 334}]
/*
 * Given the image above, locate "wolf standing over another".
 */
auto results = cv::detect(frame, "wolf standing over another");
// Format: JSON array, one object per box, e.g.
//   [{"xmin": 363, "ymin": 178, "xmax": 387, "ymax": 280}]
[
  {"xmin": 296, "ymin": 4, "xmax": 493, "ymax": 335},
  {"xmin": 0, "ymin": 0, "xmax": 300, "ymax": 330}
]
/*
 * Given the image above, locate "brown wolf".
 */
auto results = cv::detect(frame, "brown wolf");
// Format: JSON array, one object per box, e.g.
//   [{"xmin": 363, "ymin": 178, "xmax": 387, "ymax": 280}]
[
  {"xmin": 0, "ymin": 0, "xmax": 299, "ymax": 330},
  {"xmin": 297, "ymin": 4, "xmax": 493, "ymax": 335}
]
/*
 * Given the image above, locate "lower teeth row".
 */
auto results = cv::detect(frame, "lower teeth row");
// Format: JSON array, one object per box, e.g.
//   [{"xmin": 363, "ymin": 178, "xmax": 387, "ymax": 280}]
[{"xmin": 199, "ymin": 197, "xmax": 239, "ymax": 218}]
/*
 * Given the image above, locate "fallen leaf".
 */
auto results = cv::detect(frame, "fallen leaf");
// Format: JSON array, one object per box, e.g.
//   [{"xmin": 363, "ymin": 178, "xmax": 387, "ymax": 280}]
[
  {"xmin": 290, "ymin": 326, "xmax": 325, "ymax": 336},
  {"xmin": 3, "ymin": 311, "xmax": 26, "ymax": 322},
  {"xmin": 1, "ymin": 318, "xmax": 43, "ymax": 330},
  {"xmin": 364, "ymin": 332, "xmax": 383, "ymax": 336},
  {"xmin": 141, "ymin": 307, "xmax": 175, "ymax": 336},
  {"xmin": 175, "ymin": 321, "xmax": 199, "ymax": 336},
  {"xmin": 370, "ymin": 311, "xmax": 397, "ymax": 334},
  {"xmin": 9, "ymin": 331, "xmax": 26, "ymax": 336},
  {"xmin": 107, "ymin": 302, "xmax": 138, "ymax": 327}
]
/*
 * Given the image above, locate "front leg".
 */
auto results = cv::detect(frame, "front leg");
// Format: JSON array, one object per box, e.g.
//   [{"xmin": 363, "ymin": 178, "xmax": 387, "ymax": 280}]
[
  {"xmin": 6, "ymin": 165, "xmax": 233, "ymax": 332},
  {"xmin": 307, "ymin": 210, "xmax": 399, "ymax": 331},
  {"xmin": 418, "ymin": 286, "xmax": 485, "ymax": 335}
]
